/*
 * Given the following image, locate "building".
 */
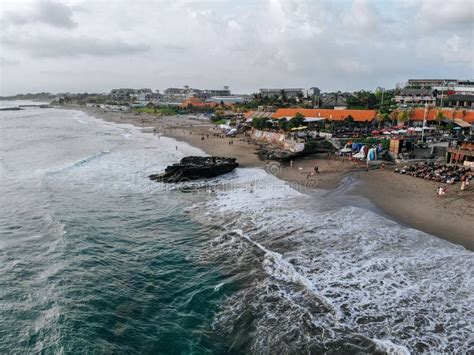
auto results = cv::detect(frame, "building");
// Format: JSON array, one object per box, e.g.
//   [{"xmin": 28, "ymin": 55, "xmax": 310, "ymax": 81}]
[
  {"xmin": 201, "ymin": 86, "xmax": 231, "ymax": 99},
  {"xmin": 272, "ymin": 108, "xmax": 377, "ymax": 123},
  {"xmin": 130, "ymin": 88, "xmax": 154, "ymax": 101},
  {"xmin": 306, "ymin": 87, "xmax": 321, "ymax": 97},
  {"xmin": 205, "ymin": 96, "xmax": 244, "ymax": 104},
  {"xmin": 393, "ymin": 88, "xmax": 436, "ymax": 106},
  {"xmin": 446, "ymin": 94, "xmax": 474, "ymax": 108},
  {"xmin": 259, "ymin": 88, "xmax": 305, "ymax": 99},
  {"xmin": 164, "ymin": 86, "xmax": 230, "ymax": 102},
  {"xmin": 446, "ymin": 141, "xmax": 474, "ymax": 167},
  {"xmin": 406, "ymin": 79, "xmax": 458, "ymax": 88},
  {"xmin": 180, "ymin": 96, "xmax": 218, "ymax": 108},
  {"xmin": 396, "ymin": 79, "xmax": 474, "ymax": 108},
  {"xmin": 109, "ymin": 88, "xmax": 135, "ymax": 101},
  {"xmin": 398, "ymin": 108, "xmax": 474, "ymax": 125}
]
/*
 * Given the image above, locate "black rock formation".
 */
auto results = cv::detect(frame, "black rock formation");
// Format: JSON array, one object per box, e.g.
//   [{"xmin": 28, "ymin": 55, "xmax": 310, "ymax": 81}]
[{"xmin": 149, "ymin": 156, "xmax": 239, "ymax": 183}]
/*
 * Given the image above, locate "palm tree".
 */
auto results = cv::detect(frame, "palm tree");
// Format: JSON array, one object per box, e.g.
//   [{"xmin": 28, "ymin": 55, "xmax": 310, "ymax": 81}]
[
  {"xmin": 407, "ymin": 108, "xmax": 415, "ymax": 125},
  {"xmin": 435, "ymin": 110, "xmax": 444, "ymax": 127},
  {"xmin": 390, "ymin": 110, "xmax": 399, "ymax": 126},
  {"xmin": 375, "ymin": 111, "xmax": 384, "ymax": 129},
  {"xmin": 398, "ymin": 111, "xmax": 409, "ymax": 125}
]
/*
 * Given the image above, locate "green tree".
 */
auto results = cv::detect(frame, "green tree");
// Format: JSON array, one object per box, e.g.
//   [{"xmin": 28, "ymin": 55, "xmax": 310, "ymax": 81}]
[
  {"xmin": 288, "ymin": 112, "xmax": 305, "ymax": 130},
  {"xmin": 252, "ymin": 117, "xmax": 267, "ymax": 130},
  {"xmin": 279, "ymin": 119, "xmax": 288, "ymax": 131}
]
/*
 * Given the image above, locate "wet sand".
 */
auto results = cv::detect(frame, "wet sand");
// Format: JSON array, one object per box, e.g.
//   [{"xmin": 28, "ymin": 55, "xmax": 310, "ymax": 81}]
[{"xmin": 63, "ymin": 105, "xmax": 474, "ymax": 250}]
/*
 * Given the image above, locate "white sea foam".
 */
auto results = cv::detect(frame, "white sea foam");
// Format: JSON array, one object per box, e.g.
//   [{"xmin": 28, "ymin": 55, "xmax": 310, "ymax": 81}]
[
  {"xmin": 214, "ymin": 283, "xmax": 225, "ymax": 292},
  {"xmin": 190, "ymin": 167, "xmax": 473, "ymax": 353},
  {"xmin": 372, "ymin": 338, "xmax": 410, "ymax": 355}
]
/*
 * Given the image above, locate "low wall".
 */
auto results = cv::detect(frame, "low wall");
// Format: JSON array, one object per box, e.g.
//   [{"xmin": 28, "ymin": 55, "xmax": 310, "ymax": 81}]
[{"xmin": 251, "ymin": 129, "xmax": 305, "ymax": 153}]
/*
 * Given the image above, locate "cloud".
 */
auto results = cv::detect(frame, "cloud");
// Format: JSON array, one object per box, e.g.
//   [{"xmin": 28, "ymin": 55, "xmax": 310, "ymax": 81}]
[
  {"xmin": 342, "ymin": 0, "xmax": 378, "ymax": 35},
  {"xmin": 2, "ymin": 35, "xmax": 149, "ymax": 58},
  {"xmin": 443, "ymin": 34, "xmax": 474, "ymax": 65},
  {"xmin": 0, "ymin": 57, "xmax": 20, "ymax": 66},
  {"xmin": 6, "ymin": 0, "xmax": 77, "ymax": 29},
  {"xmin": 416, "ymin": 0, "xmax": 474, "ymax": 31},
  {"xmin": 0, "ymin": 0, "xmax": 472, "ymax": 96}
]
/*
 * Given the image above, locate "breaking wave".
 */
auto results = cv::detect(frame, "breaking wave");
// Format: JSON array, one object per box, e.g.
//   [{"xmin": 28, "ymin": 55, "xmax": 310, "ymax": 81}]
[{"xmin": 188, "ymin": 168, "xmax": 473, "ymax": 353}]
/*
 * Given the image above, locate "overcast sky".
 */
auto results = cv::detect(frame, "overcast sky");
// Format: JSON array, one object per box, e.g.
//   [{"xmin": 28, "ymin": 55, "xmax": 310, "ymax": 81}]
[{"xmin": 0, "ymin": 0, "xmax": 473, "ymax": 95}]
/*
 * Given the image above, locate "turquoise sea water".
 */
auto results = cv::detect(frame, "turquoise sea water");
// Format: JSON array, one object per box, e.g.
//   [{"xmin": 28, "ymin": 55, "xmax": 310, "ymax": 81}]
[
  {"xmin": 1, "ymin": 103, "xmax": 473, "ymax": 353},
  {"xmin": 0, "ymin": 104, "xmax": 237, "ymax": 353}
]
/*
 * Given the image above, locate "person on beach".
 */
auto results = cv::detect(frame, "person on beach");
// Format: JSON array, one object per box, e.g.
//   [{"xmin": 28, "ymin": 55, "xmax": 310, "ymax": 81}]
[
  {"xmin": 290, "ymin": 160, "xmax": 293, "ymax": 168},
  {"xmin": 314, "ymin": 166, "xmax": 319, "ymax": 174}
]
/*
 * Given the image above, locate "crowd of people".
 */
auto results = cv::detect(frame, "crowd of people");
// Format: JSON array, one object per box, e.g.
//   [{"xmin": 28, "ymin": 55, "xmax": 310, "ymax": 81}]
[{"xmin": 395, "ymin": 162, "xmax": 472, "ymax": 186}]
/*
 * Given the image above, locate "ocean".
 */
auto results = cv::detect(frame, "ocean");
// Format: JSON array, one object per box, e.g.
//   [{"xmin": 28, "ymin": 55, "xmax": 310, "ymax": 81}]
[{"xmin": 0, "ymin": 102, "xmax": 472, "ymax": 354}]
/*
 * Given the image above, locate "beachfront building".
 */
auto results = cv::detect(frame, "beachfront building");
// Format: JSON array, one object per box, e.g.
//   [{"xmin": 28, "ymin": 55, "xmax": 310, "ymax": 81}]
[
  {"xmin": 272, "ymin": 108, "xmax": 377, "ymax": 123},
  {"xmin": 180, "ymin": 96, "xmax": 218, "ymax": 109},
  {"xmin": 400, "ymin": 108, "xmax": 474, "ymax": 126},
  {"xmin": 447, "ymin": 141, "xmax": 474, "ymax": 168}
]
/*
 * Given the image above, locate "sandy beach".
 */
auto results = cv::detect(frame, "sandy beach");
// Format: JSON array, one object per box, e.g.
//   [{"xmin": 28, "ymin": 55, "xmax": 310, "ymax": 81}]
[{"xmin": 64, "ymin": 105, "xmax": 474, "ymax": 250}]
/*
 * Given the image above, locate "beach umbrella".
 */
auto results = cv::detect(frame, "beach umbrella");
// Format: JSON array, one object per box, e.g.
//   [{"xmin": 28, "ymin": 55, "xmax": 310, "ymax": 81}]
[{"xmin": 453, "ymin": 127, "xmax": 461, "ymax": 130}]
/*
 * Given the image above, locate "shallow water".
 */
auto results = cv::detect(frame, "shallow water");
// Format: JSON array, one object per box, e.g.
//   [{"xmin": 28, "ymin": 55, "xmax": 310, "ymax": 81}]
[{"xmin": 0, "ymin": 103, "xmax": 472, "ymax": 353}]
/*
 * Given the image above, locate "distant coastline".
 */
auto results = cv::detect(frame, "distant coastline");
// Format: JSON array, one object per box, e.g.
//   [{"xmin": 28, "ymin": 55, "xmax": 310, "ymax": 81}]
[{"xmin": 58, "ymin": 103, "xmax": 474, "ymax": 251}]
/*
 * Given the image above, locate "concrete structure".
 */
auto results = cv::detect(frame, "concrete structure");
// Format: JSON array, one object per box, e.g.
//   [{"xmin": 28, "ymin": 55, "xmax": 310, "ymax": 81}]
[
  {"xmin": 394, "ymin": 88, "xmax": 436, "ymax": 106},
  {"xmin": 407, "ymin": 79, "xmax": 458, "ymax": 88},
  {"xmin": 109, "ymin": 88, "xmax": 135, "ymax": 101},
  {"xmin": 447, "ymin": 142, "xmax": 474, "ymax": 167},
  {"xmin": 447, "ymin": 94, "xmax": 474, "ymax": 108},
  {"xmin": 306, "ymin": 87, "xmax": 321, "ymax": 97},
  {"xmin": 201, "ymin": 87, "xmax": 231, "ymax": 99},
  {"xmin": 130, "ymin": 88, "xmax": 153, "ymax": 101},
  {"xmin": 259, "ymin": 88, "xmax": 305, "ymax": 99},
  {"xmin": 164, "ymin": 86, "xmax": 230, "ymax": 102},
  {"xmin": 205, "ymin": 96, "xmax": 244, "ymax": 104},
  {"xmin": 395, "ymin": 80, "xmax": 474, "ymax": 107}
]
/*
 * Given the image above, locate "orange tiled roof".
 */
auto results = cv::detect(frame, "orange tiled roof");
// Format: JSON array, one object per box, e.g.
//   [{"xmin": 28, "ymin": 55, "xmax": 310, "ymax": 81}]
[
  {"xmin": 244, "ymin": 111, "xmax": 255, "ymax": 119},
  {"xmin": 180, "ymin": 97, "xmax": 219, "ymax": 108},
  {"xmin": 272, "ymin": 108, "xmax": 377, "ymax": 122},
  {"xmin": 407, "ymin": 108, "xmax": 474, "ymax": 123}
]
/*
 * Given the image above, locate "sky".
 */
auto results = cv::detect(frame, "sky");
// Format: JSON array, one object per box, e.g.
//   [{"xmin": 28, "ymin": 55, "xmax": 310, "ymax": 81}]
[{"xmin": 0, "ymin": 0, "xmax": 473, "ymax": 95}]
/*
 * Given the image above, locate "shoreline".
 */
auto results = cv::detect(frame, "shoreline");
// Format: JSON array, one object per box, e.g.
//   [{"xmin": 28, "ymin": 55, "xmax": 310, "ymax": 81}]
[{"xmin": 61, "ymin": 105, "xmax": 473, "ymax": 251}]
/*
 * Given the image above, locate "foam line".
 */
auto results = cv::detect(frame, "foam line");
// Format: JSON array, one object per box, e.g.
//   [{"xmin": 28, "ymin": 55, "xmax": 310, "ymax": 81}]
[{"xmin": 232, "ymin": 228, "xmax": 340, "ymax": 320}]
